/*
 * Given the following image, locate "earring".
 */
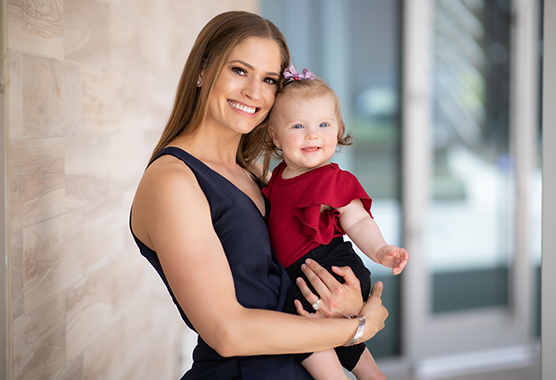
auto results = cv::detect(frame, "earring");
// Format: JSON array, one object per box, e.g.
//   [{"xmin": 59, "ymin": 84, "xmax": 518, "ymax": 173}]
[{"xmin": 197, "ymin": 80, "xmax": 201, "ymax": 86}]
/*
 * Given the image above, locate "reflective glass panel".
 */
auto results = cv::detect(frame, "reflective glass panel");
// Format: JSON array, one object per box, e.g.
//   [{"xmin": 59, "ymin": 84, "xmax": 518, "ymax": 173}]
[
  {"xmin": 262, "ymin": 0, "xmax": 403, "ymax": 357},
  {"xmin": 427, "ymin": 0, "xmax": 513, "ymax": 314}
]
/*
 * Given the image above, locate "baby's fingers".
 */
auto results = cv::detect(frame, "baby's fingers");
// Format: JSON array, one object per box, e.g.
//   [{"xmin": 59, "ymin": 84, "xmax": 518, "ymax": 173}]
[{"xmin": 392, "ymin": 248, "xmax": 409, "ymax": 275}]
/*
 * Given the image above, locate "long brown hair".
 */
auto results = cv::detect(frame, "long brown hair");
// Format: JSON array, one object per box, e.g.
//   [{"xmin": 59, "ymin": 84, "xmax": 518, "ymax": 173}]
[{"xmin": 150, "ymin": 11, "xmax": 290, "ymax": 171}]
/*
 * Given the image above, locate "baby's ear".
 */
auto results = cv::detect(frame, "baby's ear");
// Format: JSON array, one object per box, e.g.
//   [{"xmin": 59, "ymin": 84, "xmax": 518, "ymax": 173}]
[
  {"xmin": 268, "ymin": 126, "xmax": 280, "ymax": 147},
  {"xmin": 267, "ymin": 124, "xmax": 275, "ymax": 138}
]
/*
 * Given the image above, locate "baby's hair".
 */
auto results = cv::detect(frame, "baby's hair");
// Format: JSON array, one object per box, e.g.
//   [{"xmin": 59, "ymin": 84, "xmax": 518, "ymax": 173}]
[{"xmin": 262, "ymin": 76, "xmax": 353, "ymax": 177}]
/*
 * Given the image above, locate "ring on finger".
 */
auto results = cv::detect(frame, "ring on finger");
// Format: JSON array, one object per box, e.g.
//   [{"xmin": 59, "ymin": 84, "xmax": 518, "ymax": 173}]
[{"xmin": 312, "ymin": 299, "xmax": 321, "ymax": 311}]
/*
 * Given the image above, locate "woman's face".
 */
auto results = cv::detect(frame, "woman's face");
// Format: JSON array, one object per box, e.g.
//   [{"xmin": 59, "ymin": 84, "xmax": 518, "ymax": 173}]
[{"xmin": 204, "ymin": 37, "xmax": 282, "ymax": 135}]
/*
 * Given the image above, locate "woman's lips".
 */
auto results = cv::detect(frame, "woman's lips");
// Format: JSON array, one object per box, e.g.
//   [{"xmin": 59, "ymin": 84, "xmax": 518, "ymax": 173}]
[{"xmin": 227, "ymin": 99, "xmax": 259, "ymax": 115}]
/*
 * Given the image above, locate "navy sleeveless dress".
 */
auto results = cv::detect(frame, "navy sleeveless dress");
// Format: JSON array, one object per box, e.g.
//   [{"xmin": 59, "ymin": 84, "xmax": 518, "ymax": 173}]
[{"xmin": 131, "ymin": 147, "xmax": 313, "ymax": 380}]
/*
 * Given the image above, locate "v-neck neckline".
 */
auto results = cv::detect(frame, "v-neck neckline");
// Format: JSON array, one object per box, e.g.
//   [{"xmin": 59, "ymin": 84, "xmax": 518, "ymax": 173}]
[{"xmin": 161, "ymin": 147, "xmax": 266, "ymax": 218}]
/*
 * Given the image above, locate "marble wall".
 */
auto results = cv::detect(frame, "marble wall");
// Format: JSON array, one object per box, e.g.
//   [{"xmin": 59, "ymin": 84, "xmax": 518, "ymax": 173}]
[{"xmin": 5, "ymin": 0, "xmax": 258, "ymax": 379}]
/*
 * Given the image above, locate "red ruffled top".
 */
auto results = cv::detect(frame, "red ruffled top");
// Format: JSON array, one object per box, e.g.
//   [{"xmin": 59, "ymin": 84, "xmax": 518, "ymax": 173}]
[{"xmin": 262, "ymin": 161, "xmax": 372, "ymax": 268}]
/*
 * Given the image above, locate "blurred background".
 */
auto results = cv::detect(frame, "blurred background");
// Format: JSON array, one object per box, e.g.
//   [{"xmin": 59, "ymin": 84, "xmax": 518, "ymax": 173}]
[
  {"xmin": 0, "ymin": 0, "xmax": 547, "ymax": 379},
  {"xmin": 261, "ymin": 1, "xmax": 542, "ymax": 378}
]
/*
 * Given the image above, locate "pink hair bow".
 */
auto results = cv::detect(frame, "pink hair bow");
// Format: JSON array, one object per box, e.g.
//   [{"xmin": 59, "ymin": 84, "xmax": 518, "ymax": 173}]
[{"xmin": 283, "ymin": 65, "xmax": 315, "ymax": 81}]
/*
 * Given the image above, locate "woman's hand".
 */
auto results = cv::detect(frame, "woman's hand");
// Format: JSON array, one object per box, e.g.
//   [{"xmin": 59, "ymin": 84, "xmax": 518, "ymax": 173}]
[
  {"xmin": 294, "ymin": 259, "xmax": 365, "ymax": 318},
  {"xmin": 359, "ymin": 281, "xmax": 388, "ymax": 342}
]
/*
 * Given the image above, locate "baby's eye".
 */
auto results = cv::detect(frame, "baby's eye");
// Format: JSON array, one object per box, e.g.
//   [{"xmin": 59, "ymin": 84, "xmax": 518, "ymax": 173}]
[
  {"xmin": 319, "ymin": 122, "xmax": 329, "ymax": 128},
  {"xmin": 293, "ymin": 124, "xmax": 304, "ymax": 129},
  {"xmin": 232, "ymin": 67, "xmax": 246, "ymax": 76}
]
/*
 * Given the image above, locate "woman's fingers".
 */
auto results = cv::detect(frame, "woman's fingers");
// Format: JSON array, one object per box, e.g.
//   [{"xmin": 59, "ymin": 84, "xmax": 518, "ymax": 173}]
[
  {"xmin": 300, "ymin": 261, "xmax": 341, "ymax": 317},
  {"xmin": 300, "ymin": 259, "xmax": 364, "ymax": 318},
  {"xmin": 330, "ymin": 265, "xmax": 360, "ymax": 287},
  {"xmin": 369, "ymin": 281, "xmax": 384, "ymax": 299},
  {"xmin": 293, "ymin": 299, "xmax": 322, "ymax": 318},
  {"xmin": 301, "ymin": 259, "xmax": 333, "ymax": 293},
  {"xmin": 329, "ymin": 265, "xmax": 365, "ymax": 317},
  {"xmin": 361, "ymin": 282, "xmax": 388, "ymax": 340},
  {"xmin": 295, "ymin": 277, "xmax": 318, "ymax": 302},
  {"xmin": 295, "ymin": 276, "xmax": 335, "ymax": 318}
]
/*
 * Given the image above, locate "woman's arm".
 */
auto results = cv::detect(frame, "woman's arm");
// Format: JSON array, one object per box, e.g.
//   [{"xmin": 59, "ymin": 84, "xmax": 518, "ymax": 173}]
[
  {"xmin": 132, "ymin": 157, "xmax": 388, "ymax": 357},
  {"xmin": 338, "ymin": 199, "xmax": 409, "ymax": 275}
]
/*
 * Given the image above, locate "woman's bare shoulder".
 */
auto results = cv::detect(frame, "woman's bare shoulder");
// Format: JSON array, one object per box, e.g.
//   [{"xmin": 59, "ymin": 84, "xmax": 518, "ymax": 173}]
[
  {"xmin": 144, "ymin": 154, "xmax": 194, "ymax": 181},
  {"xmin": 131, "ymin": 155, "xmax": 206, "ymax": 247},
  {"xmin": 137, "ymin": 155, "xmax": 202, "ymax": 205}
]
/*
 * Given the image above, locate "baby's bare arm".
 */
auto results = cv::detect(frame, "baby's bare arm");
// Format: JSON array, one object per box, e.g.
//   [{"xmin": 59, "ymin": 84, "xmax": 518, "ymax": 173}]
[{"xmin": 338, "ymin": 200, "xmax": 408, "ymax": 274}]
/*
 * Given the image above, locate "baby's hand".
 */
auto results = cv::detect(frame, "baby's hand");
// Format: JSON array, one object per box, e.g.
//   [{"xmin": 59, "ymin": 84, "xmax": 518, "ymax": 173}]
[{"xmin": 377, "ymin": 245, "xmax": 409, "ymax": 275}]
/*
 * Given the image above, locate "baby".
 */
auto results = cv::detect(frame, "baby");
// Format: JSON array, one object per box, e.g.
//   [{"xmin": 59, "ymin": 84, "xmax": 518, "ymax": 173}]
[{"xmin": 261, "ymin": 66, "xmax": 409, "ymax": 380}]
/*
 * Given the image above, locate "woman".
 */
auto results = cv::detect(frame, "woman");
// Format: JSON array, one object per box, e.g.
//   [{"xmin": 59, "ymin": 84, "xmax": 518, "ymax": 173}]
[{"xmin": 130, "ymin": 11, "xmax": 388, "ymax": 379}]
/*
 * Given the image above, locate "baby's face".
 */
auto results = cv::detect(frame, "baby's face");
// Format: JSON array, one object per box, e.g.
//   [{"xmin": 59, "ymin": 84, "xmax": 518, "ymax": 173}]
[{"xmin": 270, "ymin": 94, "xmax": 339, "ymax": 176}]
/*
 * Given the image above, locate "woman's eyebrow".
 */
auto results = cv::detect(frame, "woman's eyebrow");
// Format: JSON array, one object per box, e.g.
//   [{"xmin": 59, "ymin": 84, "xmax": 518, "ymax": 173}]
[{"xmin": 229, "ymin": 60, "xmax": 280, "ymax": 77}]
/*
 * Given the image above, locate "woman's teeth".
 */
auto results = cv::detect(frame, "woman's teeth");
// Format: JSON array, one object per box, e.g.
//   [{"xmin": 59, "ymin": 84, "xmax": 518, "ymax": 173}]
[{"xmin": 228, "ymin": 100, "xmax": 256, "ymax": 114}]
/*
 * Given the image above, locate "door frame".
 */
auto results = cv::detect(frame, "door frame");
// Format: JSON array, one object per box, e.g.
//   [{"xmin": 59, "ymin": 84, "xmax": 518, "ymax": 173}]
[
  {"xmin": 542, "ymin": 1, "xmax": 556, "ymax": 378},
  {"xmin": 1, "ymin": 0, "xmax": 9, "ymax": 378},
  {"xmin": 400, "ymin": 0, "xmax": 540, "ymax": 377}
]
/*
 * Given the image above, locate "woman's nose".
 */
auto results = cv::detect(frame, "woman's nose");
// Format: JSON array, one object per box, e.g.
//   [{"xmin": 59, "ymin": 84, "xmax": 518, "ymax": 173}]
[{"xmin": 242, "ymin": 79, "xmax": 260, "ymax": 100}]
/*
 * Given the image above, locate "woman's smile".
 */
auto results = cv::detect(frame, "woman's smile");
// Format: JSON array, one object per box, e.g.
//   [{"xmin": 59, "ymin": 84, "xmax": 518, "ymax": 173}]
[
  {"xmin": 204, "ymin": 36, "xmax": 281, "ymax": 134},
  {"xmin": 227, "ymin": 99, "xmax": 259, "ymax": 116}
]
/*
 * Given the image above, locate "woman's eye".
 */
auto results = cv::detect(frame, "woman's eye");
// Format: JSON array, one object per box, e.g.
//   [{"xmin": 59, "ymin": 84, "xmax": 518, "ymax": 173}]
[
  {"xmin": 265, "ymin": 77, "xmax": 278, "ymax": 85},
  {"xmin": 319, "ymin": 122, "xmax": 329, "ymax": 128},
  {"xmin": 232, "ymin": 67, "xmax": 246, "ymax": 76},
  {"xmin": 293, "ymin": 124, "xmax": 304, "ymax": 129}
]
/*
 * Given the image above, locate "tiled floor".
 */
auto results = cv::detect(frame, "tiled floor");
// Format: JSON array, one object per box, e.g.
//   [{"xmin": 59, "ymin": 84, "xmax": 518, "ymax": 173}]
[{"xmin": 388, "ymin": 360, "xmax": 541, "ymax": 380}]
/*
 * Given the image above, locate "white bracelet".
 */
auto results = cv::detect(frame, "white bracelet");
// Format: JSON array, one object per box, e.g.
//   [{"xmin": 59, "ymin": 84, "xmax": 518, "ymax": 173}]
[{"xmin": 346, "ymin": 315, "xmax": 366, "ymax": 346}]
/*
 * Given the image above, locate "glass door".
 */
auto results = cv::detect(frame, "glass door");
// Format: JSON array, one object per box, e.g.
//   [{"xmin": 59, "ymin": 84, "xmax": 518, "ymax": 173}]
[
  {"xmin": 402, "ymin": 0, "xmax": 541, "ymax": 376},
  {"xmin": 426, "ymin": 0, "xmax": 513, "ymax": 316},
  {"xmin": 263, "ymin": 0, "xmax": 541, "ymax": 376},
  {"xmin": 263, "ymin": 0, "xmax": 405, "ymax": 359}
]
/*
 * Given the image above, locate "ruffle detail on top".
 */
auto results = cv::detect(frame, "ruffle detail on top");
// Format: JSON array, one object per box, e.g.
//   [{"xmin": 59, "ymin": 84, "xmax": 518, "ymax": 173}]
[{"xmin": 293, "ymin": 166, "xmax": 372, "ymax": 246}]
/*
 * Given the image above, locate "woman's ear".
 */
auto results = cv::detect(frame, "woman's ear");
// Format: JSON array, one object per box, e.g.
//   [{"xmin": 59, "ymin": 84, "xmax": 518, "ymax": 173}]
[{"xmin": 197, "ymin": 63, "xmax": 206, "ymax": 86}]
